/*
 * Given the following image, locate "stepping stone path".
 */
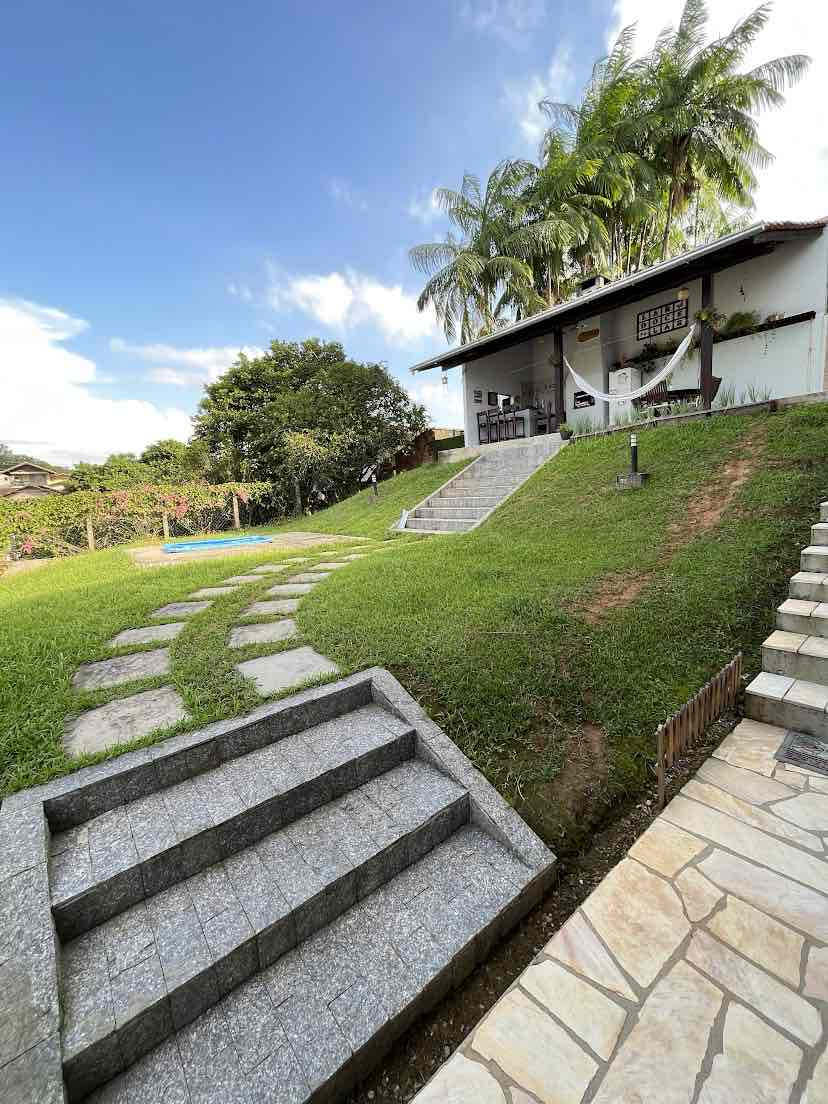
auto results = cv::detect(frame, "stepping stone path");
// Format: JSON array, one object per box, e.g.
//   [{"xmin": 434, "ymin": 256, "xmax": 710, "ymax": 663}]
[
  {"xmin": 63, "ymin": 548, "xmax": 383, "ymax": 757},
  {"xmin": 72, "ymin": 648, "xmax": 171, "ymax": 690}
]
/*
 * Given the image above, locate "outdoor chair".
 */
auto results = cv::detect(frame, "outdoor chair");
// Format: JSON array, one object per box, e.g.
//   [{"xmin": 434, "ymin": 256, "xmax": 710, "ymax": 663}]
[{"xmin": 477, "ymin": 411, "xmax": 490, "ymax": 444}]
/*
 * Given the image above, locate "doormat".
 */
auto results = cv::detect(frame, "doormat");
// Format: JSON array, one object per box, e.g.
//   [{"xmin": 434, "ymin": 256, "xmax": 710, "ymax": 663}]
[{"xmin": 775, "ymin": 731, "xmax": 828, "ymax": 776}]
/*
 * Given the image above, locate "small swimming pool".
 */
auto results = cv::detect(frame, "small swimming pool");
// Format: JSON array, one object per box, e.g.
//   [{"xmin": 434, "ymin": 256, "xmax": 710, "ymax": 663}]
[{"xmin": 162, "ymin": 535, "xmax": 273, "ymax": 554}]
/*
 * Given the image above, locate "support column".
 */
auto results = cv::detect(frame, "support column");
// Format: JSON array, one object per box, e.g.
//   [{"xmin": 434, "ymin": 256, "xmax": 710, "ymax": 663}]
[
  {"xmin": 552, "ymin": 328, "xmax": 564, "ymax": 427},
  {"xmin": 701, "ymin": 271, "xmax": 714, "ymax": 409}
]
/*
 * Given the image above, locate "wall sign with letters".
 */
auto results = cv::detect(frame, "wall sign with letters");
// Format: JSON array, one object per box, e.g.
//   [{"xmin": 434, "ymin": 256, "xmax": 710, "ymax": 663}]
[
  {"xmin": 473, "ymin": 389, "xmax": 483, "ymax": 403},
  {"xmin": 573, "ymin": 391, "xmax": 596, "ymax": 409},
  {"xmin": 637, "ymin": 298, "xmax": 688, "ymax": 341}
]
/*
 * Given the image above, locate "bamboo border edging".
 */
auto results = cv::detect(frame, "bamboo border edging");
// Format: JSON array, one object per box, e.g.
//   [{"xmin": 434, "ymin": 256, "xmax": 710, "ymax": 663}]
[{"xmin": 655, "ymin": 652, "xmax": 742, "ymax": 809}]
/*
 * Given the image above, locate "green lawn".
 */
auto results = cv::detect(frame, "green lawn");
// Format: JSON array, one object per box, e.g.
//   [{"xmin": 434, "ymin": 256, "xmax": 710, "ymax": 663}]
[
  {"xmin": 0, "ymin": 537, "xmax": 385, "ymax": 794},
  {"xmin": 298, "ymin": 405, "xmax": 828, "ymax": 850}
]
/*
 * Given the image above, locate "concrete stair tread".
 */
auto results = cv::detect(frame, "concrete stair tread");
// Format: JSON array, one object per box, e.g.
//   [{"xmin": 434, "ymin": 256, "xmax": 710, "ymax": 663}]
[
  {"xmin": 59, "ymin": 759, "xmax": 470, "ymax": 1096},
  {"xmin": 49, "ymin": 704, "xmax": 415, "ymax": 938},
  {"xmin": 74, "ymin": 824, "xmax": 535, "ymax": 1104}
]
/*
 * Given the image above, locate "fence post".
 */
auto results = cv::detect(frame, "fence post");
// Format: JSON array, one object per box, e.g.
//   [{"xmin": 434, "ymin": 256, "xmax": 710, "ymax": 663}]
[
  {"xmin": 162, "ymin": 511, "xmax": 170, "ymax": 540},
  {"xmin": 85, "ymin": 515, "xmax": 95, "ymax": 551},
  {"xmin": 231, "ymin": 494, "xmax": 241, "ymax": 530},
  {"xmin": 657, "ymin": 726, "xmax": 666, "ymax": 809}
]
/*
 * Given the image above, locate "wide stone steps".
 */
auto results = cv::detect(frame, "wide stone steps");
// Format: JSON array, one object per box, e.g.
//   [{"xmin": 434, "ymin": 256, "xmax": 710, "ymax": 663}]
[
  {"xmin": 800, "ymin": 545, "xmax": 828, "ymax": 572},
  {"xmin": 79, "ymin": 823, "xmax": 538, "ymax": 1104},
  {"xmin": 432, "ymin": 495, "xmax": 502, "ymax": 510},
  {"xmin": 49, "ymin": 704, "xmax": 415, "ymax": 941},
  {"xmin": 21, "ymin": 671, "xmax": 555, "ymax": 1104},
  {"xmin": 59, "ymin": 760, "xmax": 468, "ymax": 1098},
  {"xmin": 744, "ymin": 671, "xmax": 828, "ymax": 738}
]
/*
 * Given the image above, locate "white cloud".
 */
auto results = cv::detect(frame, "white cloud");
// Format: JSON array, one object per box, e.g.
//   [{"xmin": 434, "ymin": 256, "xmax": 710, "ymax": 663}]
[
  {"xmin": 0, "ymin": 299, "xmax": 192, "ymax": 465},
  {"xmin": 607, "ymin": 0, "xmax": 828, "ymax": 221},
  {"xmin": 408, "ymin": 377, "xmax": 464, "ymax": 429},
  {"xmin": 327, "ymin": 177, "xmax": 368, "ymax": 211},
  {"xmin": 269, "ymin": 270, "xmax": 441, "ymax": 345},
  {"xmin": 227, "ymin": 282, "xmax": 253, "ymax": 301},
  {"xmin": 459, "ymin": 0, "xmax": 546, "ymax": 47},
  {"xmin": 110, "ymin": 337, "xmax": 264, "ymax": 387},
  {"xmin": 505, "ymin": 45, "xmax": 574, "ymax": 149},
  {"xmin": 407, "ymin": 189, "xmax": 444, "ymax": 226}
]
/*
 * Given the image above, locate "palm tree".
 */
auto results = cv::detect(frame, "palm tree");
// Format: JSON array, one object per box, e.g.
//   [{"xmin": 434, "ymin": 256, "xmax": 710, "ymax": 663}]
[
  {"xmin": 409, "ymin": 162, "xmax": 545, "ymax": 344},
  {"xmin": 638, "ymin": 0, "xmax": 809, "ymax": 258}
]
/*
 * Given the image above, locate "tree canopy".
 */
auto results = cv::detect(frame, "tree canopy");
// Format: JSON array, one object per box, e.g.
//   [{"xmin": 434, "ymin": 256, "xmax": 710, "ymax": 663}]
[
  {"xmin": 192, "ymin": 338, "xmax": 427, "ymax": 510},
  {"xmin": 411, "ymin": 0, "xmax": 809, "ymax": 341}
]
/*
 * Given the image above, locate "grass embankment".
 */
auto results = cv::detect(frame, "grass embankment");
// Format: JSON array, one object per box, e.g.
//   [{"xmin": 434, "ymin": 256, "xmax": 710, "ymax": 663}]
[{"xmin": 299, "ymin": 405, "xmax": 828, "ymax": 850}]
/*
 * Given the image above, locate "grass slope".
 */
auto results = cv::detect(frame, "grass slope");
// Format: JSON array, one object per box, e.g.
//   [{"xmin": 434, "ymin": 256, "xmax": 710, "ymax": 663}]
[{"xmin": 298, "ymin": 406, "xmax": 828, "ymax": 850}]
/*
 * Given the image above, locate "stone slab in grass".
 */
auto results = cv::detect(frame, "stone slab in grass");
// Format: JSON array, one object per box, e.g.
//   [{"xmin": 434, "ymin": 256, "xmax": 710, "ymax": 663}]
[
  {"xmin": 250, "ymin": 564, "xmax": 287, "ymax": 574},
  {"xmin": 72, "ymin": 648, "xmax": 171, "ymax": 690},
  {"xmin": 287, "ymin": 572, "xmax": 330, "ymax": 583},
  {"xmin": 64, "ymin": 687, "xmax": 189, "ymax": 756},
  {"xmin": 266, "ymin": 583, "xmax": 315, "ymax": 596},
  {"xmin": 315, "ymin": 562, "xmax": 348, "ymax": 570},
  {"xmin": 108, "ymin": 623, "xmax": 185, "ymax": 648},
  {"xmin": 228, "ymin": 620, "xmax": 298, "ymax": 648},
  {"xmin": 223, "ymin": 574, "xmax": 264, "ymax": 584},
  {"xmin": 151, "ymin": 601, "xmax": 211, "ymax": 619},
  {"xmin": 242, "ymin": 599, "xmax": 301, "ymax": 616},
  {"xmin": 342, "ymin": 554, "xmax": 367, "ymax": 560},
  {"xmin": 188, "ymin": 586, "xmax": 238, "ymax": 598},
  {"xmin": 283, "ymin": 557, "xmax": 309, "ymax": 563},
  {"xmin": 235, "ymin": 647, "xmax": 339, "ymax": 695}
]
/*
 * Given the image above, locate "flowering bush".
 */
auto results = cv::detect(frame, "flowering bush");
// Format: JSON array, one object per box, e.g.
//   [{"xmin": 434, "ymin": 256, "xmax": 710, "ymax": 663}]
[{"xmin": 0, "ymin": 481, "xmax": 274, "ymax": 558}]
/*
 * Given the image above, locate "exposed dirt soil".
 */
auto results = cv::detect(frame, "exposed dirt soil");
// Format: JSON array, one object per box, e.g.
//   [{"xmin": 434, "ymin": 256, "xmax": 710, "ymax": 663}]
[
  {"xmin": 579, "ymin": 426, "xmax": 766, "ymax": 624},
  {"xmin": 544, "ymin": 721, "xmax": 608, "ymax": 821},
  {"xmin": 346, "ymin": 714, "xmax": 736, "ymax": 1104}
]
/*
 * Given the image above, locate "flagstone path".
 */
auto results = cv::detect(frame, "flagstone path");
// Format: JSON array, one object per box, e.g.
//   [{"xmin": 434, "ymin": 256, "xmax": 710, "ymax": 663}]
[
  {"xmin": 62, "ymin": 546, "xmax": 396, "ymax": 757},
  {"xmin": 413, "ymin": 716, "xmax": 828, "ymax": 1104}
]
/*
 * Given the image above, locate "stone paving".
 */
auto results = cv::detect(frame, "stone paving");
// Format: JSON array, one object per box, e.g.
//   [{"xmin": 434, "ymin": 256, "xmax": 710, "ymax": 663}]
[{"xmin": 414, "ymin": 716, "xmax": 828, "ymax": 1104}]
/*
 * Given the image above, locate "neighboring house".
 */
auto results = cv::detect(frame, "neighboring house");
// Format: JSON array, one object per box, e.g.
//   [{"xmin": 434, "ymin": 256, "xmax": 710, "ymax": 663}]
[
  {"xmin": 0, "ymin": 462, "xmax": 64, "ymax": 499},
  {"xmin": 409, "ymin": 218, "xmax": 828, "ymax": 445}
]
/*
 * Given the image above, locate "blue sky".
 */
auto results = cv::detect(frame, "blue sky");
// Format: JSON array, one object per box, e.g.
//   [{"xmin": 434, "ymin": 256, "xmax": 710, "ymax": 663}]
[{"xmin": 2, "ymin": 0, "xmax": 824, "ymax": 464}]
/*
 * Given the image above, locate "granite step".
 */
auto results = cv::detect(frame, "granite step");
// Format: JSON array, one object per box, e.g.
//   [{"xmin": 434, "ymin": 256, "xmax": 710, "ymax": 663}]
[
  {"xmin": 822, "ymin": 500, "xmax": 828, "ymax": 522},
  {"xmin": 762, "ymin": 630, "xmax": 828, "ymax": 684},
  {"xmin": 810, "ymin": 522, "xmax": 828, "ymax": 546},
  {"xmin": 775, "ymin": 598, "xmax": 828, "ymax": 638},
  {"xmin": 405, "ymin": 518, "xmax": 475, "ymax": 533},
  {"xmin": 745, "ymin": 671, "xmax": 828, "ymax": 738},
  {"xmin": 413, "ymin": 506, "xmax": 489, "ymax": 521},
  {"xmin": 59, "ymin": 760, "xmax": 468, "ymax": 1099},
  {"xmin": 789, "ymin": 570, "xmax": 828, "ymax": 602},
  {"xmin": 433, "ymin": 495, "xmax": 501, "ymax": 510},
  {"xmin": 49, "ymin": 704, "xmax": 416, "ymax": 940},
  {"xmin": 71, "ymin": 823, "xmax": 539, "ymax": 1104},
  {"xmin": 800, "ymin": 545, "xmax": 828, "ymax": 572}
]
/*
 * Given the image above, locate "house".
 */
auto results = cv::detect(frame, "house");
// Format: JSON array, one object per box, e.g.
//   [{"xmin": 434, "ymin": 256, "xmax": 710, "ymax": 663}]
[
  {"xmin": 409, "ymin": 218, "xmax": 828, "ymax": 447},
  {"xmin": 0, "ymin": 462, "xmax": 64, "ymax": 499}
]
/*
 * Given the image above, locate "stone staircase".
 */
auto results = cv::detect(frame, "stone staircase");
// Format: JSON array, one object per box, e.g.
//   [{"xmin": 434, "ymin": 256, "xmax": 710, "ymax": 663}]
[
  {"xmin": 746, "ymin": 500, "xmax": 828, "ymax": 735},
  {"xmin": 404, "ymin": 437, "xmax": 565, "ymax": 533},
  {"xmin": 1, "ymin": 669, "xmax": 555, "ymax": 1103}
]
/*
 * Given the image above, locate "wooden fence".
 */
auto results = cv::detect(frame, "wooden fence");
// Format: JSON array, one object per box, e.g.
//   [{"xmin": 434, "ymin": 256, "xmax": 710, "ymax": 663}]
[{"xmin": 655, "ymin": 653, "xmax": 743, "ymax": 809}]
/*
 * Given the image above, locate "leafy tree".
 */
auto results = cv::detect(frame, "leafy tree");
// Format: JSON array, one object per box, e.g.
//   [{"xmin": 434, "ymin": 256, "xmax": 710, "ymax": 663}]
[
  {"xmin": 140, "ymin": 438, "xmax": 210, "ymax": 483},
  {"xmin": 69, "ymin": 453, "xmax": 154, "ymax": 491},
  {"xmin": 193, "ymin": 339, "xmax": 427, "ymax": 509}
]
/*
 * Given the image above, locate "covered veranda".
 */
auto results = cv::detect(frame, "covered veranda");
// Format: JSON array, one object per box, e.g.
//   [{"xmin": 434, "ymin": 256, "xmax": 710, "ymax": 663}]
[{"xmin": 409, "ymin": 219, "xmax": 828, "ymax": 447}]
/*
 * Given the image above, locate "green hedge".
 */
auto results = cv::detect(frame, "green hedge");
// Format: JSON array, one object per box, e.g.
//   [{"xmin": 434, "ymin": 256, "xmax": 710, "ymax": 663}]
[{"xmin": 0, "ymin": 482, "xmax": 275, "ymax": 557}]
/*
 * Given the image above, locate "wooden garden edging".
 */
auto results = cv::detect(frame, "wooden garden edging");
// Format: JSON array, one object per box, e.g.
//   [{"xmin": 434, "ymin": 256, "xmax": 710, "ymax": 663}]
[{"xmin": 655, "ymin": 652, "xmax": 742, "ymax": 809}]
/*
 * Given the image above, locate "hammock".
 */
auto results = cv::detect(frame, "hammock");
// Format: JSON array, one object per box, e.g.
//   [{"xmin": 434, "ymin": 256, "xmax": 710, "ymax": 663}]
[{"xmin": 564, "ymin": 324, "xmax": 697, "ymax": 404}]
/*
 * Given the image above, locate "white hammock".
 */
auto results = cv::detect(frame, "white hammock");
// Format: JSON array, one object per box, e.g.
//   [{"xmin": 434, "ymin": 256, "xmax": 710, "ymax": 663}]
[{"xmin": 564, "ymin": 324, "xmax": 697, "ymax": 404}]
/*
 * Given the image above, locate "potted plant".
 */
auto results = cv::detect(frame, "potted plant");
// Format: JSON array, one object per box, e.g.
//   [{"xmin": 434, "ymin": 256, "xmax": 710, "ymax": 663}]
[{"xmin": 559, "ymin": 422, "xmax": 573, "ymax": 440}]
